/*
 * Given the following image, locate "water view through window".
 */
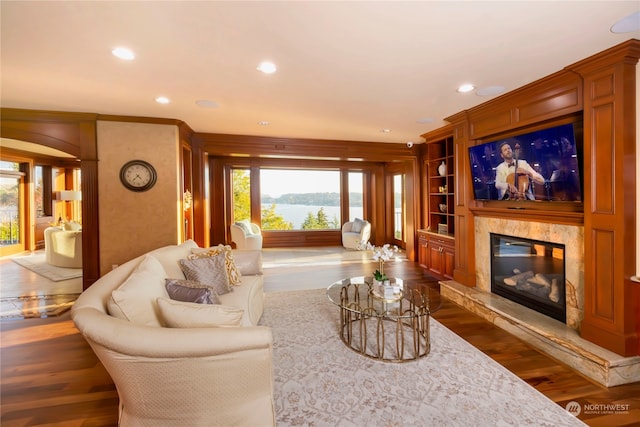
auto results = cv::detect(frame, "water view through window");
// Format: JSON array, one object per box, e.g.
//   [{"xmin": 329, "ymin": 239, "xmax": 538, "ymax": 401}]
[
  {"xmin": 261, "ymin": 169, "xmax": 343, "ymax": 230},
  {"xmin": 231, "ymin": 168, "xmax": 364, "ymax": 231}
]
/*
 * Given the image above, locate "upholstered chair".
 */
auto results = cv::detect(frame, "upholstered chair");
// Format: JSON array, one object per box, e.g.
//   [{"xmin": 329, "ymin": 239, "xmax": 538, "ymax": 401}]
[
  {"xmin": 341, "ymin": 219, "xmax": 371, "ymax": 249},
  {"xmin": 44, "ymin": 225, "xmax": 82, "ymax": 268},
  {"xmin": 230, "ymin": 221, "xmax": 263, "ymax": 250}
]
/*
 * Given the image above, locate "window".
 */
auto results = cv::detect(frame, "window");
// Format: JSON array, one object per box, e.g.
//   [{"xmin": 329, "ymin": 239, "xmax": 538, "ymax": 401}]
[
  {"xmin": 260, "ymin": 169, "xmax": 340, "ymax": 230},
  {"xmin": 393, "ymin": 174, "xmax": 404, "ymax": 241},
  {"xmin": 231, "ymin": 168, "xmax": 251, "ymax": 223},
  {"xmin": 0, "ymin": 161, "xmax": 23, "ymax": 250},
  {"xmin": 348, "ymin": 172, "xmax": 363, "ymax": 221}
]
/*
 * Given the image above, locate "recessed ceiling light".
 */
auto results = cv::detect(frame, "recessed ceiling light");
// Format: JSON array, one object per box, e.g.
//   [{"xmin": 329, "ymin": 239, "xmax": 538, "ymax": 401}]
[
  {"xmin": 112, "ymin": 47, "xmax": 135, "ymax": 60},
  {"xmin": 258, "ymin": 121, "xmax": 270, "ymax": 126},
  {"xmin": 155, "ymin": 96, "xmax": 170, "ymax": 104},
  {"xmin": 196, "ymin": 100, "xmax": 219, "ymax": 108},
  {"xmin": 476, "ymin": 86, "xmax": 506, "ymax": 97},
  {"xmin": 611, "ymin": 11, "xmax": 640, "ymax": 33},
  {"xmin": 457, "ymin": 84, "xmax": 475, "ymax": 93},
  {"xmin": 257, "ymin": 61, "xmax": 277, "ymax": 74}
]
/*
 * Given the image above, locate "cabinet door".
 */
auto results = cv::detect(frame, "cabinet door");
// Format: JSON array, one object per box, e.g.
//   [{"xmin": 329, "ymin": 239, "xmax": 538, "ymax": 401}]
[
  {"xmin": 418, "ymin": 234, "xmax": 429, "ymax": 269},
  {"xmin": 443, "ymin": 245, "xmax": 455, "ymax": 279},
  {"xmin": 427, "ymin": 244, "xmax": 444, "ymax": 277}
]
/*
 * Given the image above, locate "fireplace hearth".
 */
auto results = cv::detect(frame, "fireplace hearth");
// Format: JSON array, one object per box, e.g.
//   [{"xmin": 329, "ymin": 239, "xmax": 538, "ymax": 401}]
[{"xmin": 490, "ymin": 233, "xmax": 566, "ymax": 323}]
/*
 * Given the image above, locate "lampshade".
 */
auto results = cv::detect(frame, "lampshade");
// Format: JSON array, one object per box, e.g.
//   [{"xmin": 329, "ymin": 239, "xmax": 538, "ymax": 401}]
[{"xmin": 58, "ymin": 190, "xmax": 82, "ymax": 201}]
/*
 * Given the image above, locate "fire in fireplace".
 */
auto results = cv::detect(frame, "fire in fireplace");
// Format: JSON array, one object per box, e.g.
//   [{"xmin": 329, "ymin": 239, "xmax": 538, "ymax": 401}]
[{"xmin": 490, "ymin": 233, "xmax": 566, "ymax": 323}]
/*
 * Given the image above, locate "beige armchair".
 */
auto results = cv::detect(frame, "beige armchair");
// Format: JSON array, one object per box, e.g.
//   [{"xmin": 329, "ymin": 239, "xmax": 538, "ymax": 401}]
[
  {"xmin": 230, "ymin": 221, "xmax": 263, "ymax": 250},
  {"xmin": 341, "ymin": 219, "xmax": 371, "ymax": 249},
  {"xmin": 44, "ymin": 226, "xmax": 82, "ymax": 268}
]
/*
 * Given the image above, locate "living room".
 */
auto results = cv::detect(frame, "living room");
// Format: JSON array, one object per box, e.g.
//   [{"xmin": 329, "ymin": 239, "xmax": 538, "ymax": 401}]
[{"xmin": 1, "ymin": 2, "xmax": 639, "ymax": 425}]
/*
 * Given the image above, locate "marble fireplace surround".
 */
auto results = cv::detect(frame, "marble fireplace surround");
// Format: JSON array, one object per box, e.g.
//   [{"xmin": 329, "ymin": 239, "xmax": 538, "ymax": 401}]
[{"xmin": 441, "ymin": 216, "xmax": 640, "ymax": 387}]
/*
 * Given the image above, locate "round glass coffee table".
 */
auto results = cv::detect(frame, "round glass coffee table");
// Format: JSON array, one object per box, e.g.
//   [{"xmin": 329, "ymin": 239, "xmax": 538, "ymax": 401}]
[{"xmin": 326, "ymin": 276, "xmax": 431, "ymax": 362}]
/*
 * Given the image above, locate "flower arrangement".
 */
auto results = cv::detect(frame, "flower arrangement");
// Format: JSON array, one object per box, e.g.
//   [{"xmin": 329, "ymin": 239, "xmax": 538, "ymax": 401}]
[{"xmin": 360, "ymin": 242, "xmax": 399, "ymax": 282}]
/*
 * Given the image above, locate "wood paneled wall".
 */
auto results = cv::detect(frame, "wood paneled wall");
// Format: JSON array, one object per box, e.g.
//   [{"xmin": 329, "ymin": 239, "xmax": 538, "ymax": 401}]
[{"xmin": 420, "ymin": 39, "xmax": 639, "ymax": 356}]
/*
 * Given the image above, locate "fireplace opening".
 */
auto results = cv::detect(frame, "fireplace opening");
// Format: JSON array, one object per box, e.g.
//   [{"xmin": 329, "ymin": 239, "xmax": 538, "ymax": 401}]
[{"xmin": 490, "ymin": 233, "xmax": 566, "ymax": 323}]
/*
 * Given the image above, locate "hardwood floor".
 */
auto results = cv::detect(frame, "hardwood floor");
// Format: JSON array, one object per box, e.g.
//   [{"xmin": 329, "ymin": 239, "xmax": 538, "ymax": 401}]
[{"xmin": 1, "ymin": 248, "xmax": 639, "ymax": 426}]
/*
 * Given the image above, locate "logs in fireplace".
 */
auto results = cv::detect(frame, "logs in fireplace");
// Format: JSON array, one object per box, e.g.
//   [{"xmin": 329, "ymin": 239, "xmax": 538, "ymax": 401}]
[{"xmin": 490, "ymin": 233, "xmax": 566, "ymax": 323}]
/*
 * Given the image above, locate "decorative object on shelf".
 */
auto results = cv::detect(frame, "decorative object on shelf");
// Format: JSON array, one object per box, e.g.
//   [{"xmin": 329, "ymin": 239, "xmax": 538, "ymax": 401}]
[
  {"xmin": 439, "ymin": 203, "xmax": 447, "ymax": 213},
  {"xmin": 438, "ymin": 185, "xmax": 447, "ymax": 193},
  {"xmin": 119, "ymin": 160, "xmax": 157, "ymax": 192},
  {"xmin": 438, "ymin": 160, "xmax": 447, "ymax": 177},
  {"xmin": 437, "ymin": 224, "xmax": 448, "ymax": 235}
]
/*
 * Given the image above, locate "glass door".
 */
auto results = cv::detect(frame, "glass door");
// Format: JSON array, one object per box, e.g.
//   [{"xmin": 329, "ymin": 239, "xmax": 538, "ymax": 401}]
[
  {"xmin": 392, "ymin": 173, "xmax": 405, "ymax": 246},
  {"xmin": 0, "ymin": 165, "xmax": 25, "ymax": 257}
]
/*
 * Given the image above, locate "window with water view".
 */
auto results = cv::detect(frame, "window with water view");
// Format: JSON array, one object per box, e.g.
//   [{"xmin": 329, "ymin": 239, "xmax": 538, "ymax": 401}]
[{"xmin": 231, "ymin": 168, "xmax": 364, "ymax": 231}]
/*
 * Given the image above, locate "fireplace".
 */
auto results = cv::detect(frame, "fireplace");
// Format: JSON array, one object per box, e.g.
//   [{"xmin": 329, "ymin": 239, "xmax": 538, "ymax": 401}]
[{"xmin": 490, "ymin": 233, "xmax": 566, "ymax": 323}]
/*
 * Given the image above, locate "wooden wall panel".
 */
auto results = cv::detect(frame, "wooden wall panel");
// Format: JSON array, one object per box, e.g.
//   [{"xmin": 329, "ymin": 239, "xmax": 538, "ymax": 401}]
[
  {"xmin": 572, "ymin": 40, "xmax": 640, "ymax": 356},
  {"xmin": 592, "ymin": 103, "xmax": 615, "ymax": 214},
  {"xmin": 465, "ymin": 71, "xmax": 582, "ymax": 140},
  {"xmin": 591, "ymin": 228, "xmax": 615, "ymax": 321}
]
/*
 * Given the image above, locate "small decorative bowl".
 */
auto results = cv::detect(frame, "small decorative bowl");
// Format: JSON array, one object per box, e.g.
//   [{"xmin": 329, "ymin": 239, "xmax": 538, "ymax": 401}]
[{"xmin": 438, "ymin": 203, "xmax": 447, "ymax": 213}]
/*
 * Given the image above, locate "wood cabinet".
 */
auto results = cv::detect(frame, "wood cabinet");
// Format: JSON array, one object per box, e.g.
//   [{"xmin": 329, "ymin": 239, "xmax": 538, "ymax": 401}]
[{"xmin": 418, "ymin": 229, "xmax": 454, "ymax": 280}]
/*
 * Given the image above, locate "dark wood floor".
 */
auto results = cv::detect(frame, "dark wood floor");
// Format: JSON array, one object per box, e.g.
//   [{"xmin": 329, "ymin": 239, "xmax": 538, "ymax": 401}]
[{"xmin": 1, "ymin": 251, "xmax": 639, "ymax": 426}]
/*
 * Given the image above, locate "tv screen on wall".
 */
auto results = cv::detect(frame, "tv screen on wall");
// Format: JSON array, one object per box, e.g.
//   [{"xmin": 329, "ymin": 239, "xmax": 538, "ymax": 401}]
[{"xmin": 468, "ymin": 123, "xmax": 582, "ymax": 202}]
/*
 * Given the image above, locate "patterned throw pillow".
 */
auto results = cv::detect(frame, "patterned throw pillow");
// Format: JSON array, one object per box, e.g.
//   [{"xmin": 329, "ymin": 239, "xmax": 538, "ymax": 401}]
[
  {"xmin": 189, "ymin": 244, "xmax": 242, "ymax": 285},
  {"xmin": 165, "ymin": 278, "xmax": 220, "ymax": 304},
  {"xmin": 179, "ymin": 254, "xmax": 232, "ymax": 295}
]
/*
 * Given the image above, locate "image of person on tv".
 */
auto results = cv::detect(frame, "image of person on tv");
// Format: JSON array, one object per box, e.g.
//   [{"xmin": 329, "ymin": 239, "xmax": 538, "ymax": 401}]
[{"xmin": 495, "ymin": 141, "xmax": 545, "ymax": 200}]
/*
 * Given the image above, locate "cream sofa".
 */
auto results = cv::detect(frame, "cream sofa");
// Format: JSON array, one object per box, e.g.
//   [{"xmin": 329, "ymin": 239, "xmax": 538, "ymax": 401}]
[{"xmin": 71, "ymin": 240, "xmax": 275, "ymax": 427}]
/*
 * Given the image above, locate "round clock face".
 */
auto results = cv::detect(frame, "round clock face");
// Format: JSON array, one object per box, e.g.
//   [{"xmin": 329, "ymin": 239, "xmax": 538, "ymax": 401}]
[{"xmin": 120, "ymin": 160, "xmax": 157, "ymax": 192}]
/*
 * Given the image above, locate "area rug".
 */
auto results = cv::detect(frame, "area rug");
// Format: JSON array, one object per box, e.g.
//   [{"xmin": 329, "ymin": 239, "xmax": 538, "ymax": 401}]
[
  {"xmin": 259, "ymin": 289, "xmax": 585, "ymax": 427},
  {"xmin": 0, "ymin": 294, "xmax": 79, "ymax": 319},
  {"xmin": 11, "ymin": 253, "xmax": 82, "ymax": 282}
]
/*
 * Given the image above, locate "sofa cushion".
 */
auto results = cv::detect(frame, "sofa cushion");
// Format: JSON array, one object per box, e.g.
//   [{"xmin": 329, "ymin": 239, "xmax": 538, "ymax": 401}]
[
  {"xmin": 179, "ymin": 253, "xmax": 232, "ymax": 295},
  {"xmin": 150, "ymin": 240, "xmax": 199, "ymax": 280},
  {"xmin": 190, "ymin": 244, "xmax": 242, "ymax": 285},
  {"xmin": 157, "ymin": 297, "xmax": 244, "ymax": 328},
  {"xmin": 231, "ymin": 250, "xmax": 263, "ymax": 275},
  {"xmin": 218, "ymin": 274, "xmax": 263, "ymax": 326},
  {"xmin": 165, "ymin": 278, "xmax": 220, "ymax": 304},
  {"xmin": 107, "ymin": 255, "xmax": 168, "ymax": 326}
]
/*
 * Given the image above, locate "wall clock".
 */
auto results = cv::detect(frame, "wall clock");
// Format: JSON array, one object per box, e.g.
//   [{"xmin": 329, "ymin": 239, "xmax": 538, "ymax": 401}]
[{"xmin": 119, "ymin": 160, "xmax": 157, "ymax": 192}]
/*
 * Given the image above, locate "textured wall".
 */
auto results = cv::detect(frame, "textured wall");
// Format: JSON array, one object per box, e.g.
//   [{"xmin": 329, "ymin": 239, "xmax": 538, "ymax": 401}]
[
  {"xmin": 97, "ymin": 121, "xmax": 180, "ymax": 274},
  {"xmin": 474, "ymin": 217, "xmax": 584, "ymax": 331}
]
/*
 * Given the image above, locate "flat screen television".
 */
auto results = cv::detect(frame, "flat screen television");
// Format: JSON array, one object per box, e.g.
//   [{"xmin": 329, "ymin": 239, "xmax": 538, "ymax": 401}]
[{"xmin": 468, "ymin": 123, "xmax": 582, "ymax": 202}]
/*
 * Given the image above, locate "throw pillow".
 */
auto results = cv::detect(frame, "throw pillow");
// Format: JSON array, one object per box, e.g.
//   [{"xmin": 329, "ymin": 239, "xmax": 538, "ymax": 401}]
[
  {"xmin": 165, "ymin": 278, "xmax": 220, "ymax": 304},
  {"xmin": 351, "ymin": 218, "xmax": 365, "ymax": 233},
  {"xmin": 157, "ymin": 297, "xmax": 244, "ymax": 328},
  {"xmin": 235, "ymin": 219, "xmax": 254, "ymax": 235},
  {"xmin": 62, "ymin": 221, "xmax": 82, "ymax": 231},
  {"xmin": 108, "ymin": 255, "xmax": 168, "ymax": 326},
  {"xmin": 179, "ymin": 253, "xmax": 232, "ymax": 295},
  {"xmin": 231, "ymin": 250, "xmax": 263, "ymax": 275},
  {"xmin": 190, "ymin": 244, "xmax": 242, "ymax": 285}
]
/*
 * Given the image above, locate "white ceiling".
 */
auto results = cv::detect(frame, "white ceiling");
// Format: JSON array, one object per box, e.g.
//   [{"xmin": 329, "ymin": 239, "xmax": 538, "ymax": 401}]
[{"xmin": 1, "ymin": 1, "xmax": 638, "ymax": 145}]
